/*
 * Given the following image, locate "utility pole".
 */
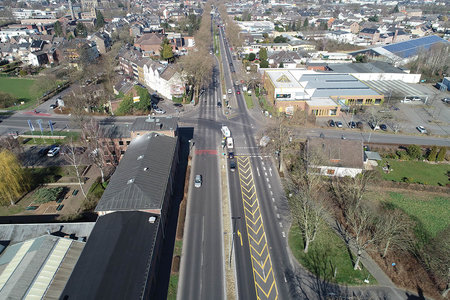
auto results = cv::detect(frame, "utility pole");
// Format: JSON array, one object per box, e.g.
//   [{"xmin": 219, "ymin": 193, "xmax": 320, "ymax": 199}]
[{"xmin": 230, "ymin": 216, "xmax": 241, "ymax": 267}]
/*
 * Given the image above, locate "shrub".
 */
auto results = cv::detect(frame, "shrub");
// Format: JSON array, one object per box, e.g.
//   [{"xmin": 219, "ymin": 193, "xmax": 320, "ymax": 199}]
[
  {"xmin": 436, "ymin": 147, "xmax": 446, "ymax": 161},
  {"xmin": 248, "ymin": 53, "xmax": 256, "ymax": 61},
  {"xmin": 406, "ymin": 144, "xmax": 422, "ymax": 160},
  {"xmin": 396, "ymin": 150, "xmax": 409, "ymax": 160},
  {"xmin": 427, "ymin": 146, "xmax": 438, "ymax": 162},
  {"xmin": 34, "ymin": 187, "xmax": 63, "ymax": 203}
]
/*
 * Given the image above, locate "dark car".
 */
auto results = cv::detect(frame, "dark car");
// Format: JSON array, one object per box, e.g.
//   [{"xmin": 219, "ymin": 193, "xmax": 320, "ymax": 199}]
[
  {"xmin": 348, "ymin": 121, "xmax": 356, "ymax": 128},
  {"xmin": 228, "ymin": 151, "xmax": 234, "ymax": 159},
  {"xmin": 173, "ymin": 103, "xmax": 183, "ymax": 107},
  {"xmin": 356, "ymin": 121, "xmax": 364, "ymax": 129},
  {"xmin": 50, "ymin": 104, "xmax": 57, "ymax": 109},
  {"xmin": 230, "ymin": 160, "xmax": 236, "ymax": 172},
  {"xmin": 217, "ymin": 101, "xmax": 222, "ymax": 108},
  {"xmin": 380, "ymin": 124, "xmax": 388, "ymax": 131},
  {"xmin": 38, "ymin": 146, "xmax": 50, "ymax": 157},
  {"xmin": 328, "ymin": 120, "xmax": 335, "ymax": 127}
]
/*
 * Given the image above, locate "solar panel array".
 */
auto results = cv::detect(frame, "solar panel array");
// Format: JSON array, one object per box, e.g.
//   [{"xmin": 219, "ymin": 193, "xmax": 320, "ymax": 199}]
[{"xmin": 383, "ymin": 35, "xmax": 448, "ymax": 58}]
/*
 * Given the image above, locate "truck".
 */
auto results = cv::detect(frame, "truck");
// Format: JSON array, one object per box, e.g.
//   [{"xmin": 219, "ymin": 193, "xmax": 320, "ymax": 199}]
[
  {"xmin": 226, "ymin": 137, "xmax": 234, "ymax": 150},
  {"xmin": 221, "ymin": 125, "xmax": 231, "ymax": 138}
]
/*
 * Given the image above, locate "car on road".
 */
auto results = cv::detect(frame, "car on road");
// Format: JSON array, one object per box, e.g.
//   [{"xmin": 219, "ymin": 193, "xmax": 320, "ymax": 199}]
[
  {"xmin": 230, "ymin": 160, "xmax": 236, "ymax": 172},
  {"xmin": 335, "ymin": 121, "xmax": 343, "ymax": 128},
  {"xmin": 217, "ymin": 101, "xmax": 222, "ymax": 108},
  {"xmin": 442, "ymin": 98, "xmax": 450, "ymax": 103},
  {"xmin": 327, "ymin": 120, "xmax": 335, "ymax": 127},
  {"xmin": 173, "ymin": 103, "xmax": 183, "ymax": 107},
  {"xmin": 228, "ymin": 151, "xmax": 234, "ymax": 159},
  {"xmin": 227, "ymin": 89, "xmax": 232, "ymax": 94},
  {"xmin": 194, "ymin": 174, "xmax": 202, "ymax": 188},
  {"xmin": 47, "ymin": 146, "xmax": 60, "ymax": 157},
  {"xmin": 50, "ymin": 104, "xmax": 57, "ymax": 109},
  {"xmin": 154, "ymin": 108, "xmax": 166, "ymax": 114},
  {"xmin": 416, "ymin": 126, "xmax": 427, "ymax": 134},
  {"xmin": 236, "ymin": 90, "xmax": 240, "ymax": 95},
  {"xmin": 380, "ymin": 124, "xmax": 388, "ymax": 131},
  {"xmin": 348, "ymin": 121, "xmax": 356, "ymax": 128}
]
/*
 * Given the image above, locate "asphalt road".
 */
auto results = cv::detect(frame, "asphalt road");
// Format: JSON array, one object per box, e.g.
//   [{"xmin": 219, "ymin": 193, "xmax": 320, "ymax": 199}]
[{"xmin": 177, "ymin": 65, "xmax": 225, "ymax": 299}]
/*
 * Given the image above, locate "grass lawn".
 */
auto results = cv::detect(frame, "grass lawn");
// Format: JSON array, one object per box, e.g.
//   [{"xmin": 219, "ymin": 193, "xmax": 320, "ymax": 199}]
[
  {"xmin": 289, "ymin": 223, "xmax": 374, "ymax": 285},
  {"xmin": 386, "ymin": 192, "xmax": 450, "ymax": 238},
  {"xmin": 244, "ymin": 92, "xmax": 254, "ymax": 109},
  {"xmin": 379, "ymin": 159, "xmax": 449, "ymax": 186},
  {"xmin": 21, "ymin": 131, "xmax": 80, "ymax": 145},
  {"xmin": 0, "ymin": 204, "xmax": 26, "ymax": 216},
  {"xmin": 167, "ymin": 274, "xmax": 179, "ymax": 300},
  {"xmin": 259, "ymin": 95, "xmax": 274, "ymax": 115},
  {"xmin": 0, "ymin": 77, "xmax": 36, "ymax": 101}
]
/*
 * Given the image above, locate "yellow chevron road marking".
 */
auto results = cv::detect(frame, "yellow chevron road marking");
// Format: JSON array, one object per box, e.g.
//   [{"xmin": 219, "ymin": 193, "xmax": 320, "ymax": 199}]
[{"xmin": 247, "ymin": 222, "xmax": 263, "ymax": 235}]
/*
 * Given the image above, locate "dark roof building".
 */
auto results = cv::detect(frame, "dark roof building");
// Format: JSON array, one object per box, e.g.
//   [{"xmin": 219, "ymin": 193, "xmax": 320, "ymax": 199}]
[
  {"xmin": 95, "ymin": 132, "xmax": 179, "ymax": 215},
  {"xmin": 61, "ymin": 211, "xmax": 162, "ymax": 300}
]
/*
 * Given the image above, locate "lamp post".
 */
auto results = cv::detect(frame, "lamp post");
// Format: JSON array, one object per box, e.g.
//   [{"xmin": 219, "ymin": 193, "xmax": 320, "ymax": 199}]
[{"xmin": 230, "ymin": 216, "xmax": 241, "ymax": 267}]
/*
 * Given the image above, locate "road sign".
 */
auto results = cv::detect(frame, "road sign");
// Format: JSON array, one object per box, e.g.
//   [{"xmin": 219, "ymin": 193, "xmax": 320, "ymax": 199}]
[
  {"xmin": 48, "ymin": 120, "xmax": 54, "ymax": 134},
  {"xmin": 36, "ymin": 119, "xmax": 43, "ymax": 134}
]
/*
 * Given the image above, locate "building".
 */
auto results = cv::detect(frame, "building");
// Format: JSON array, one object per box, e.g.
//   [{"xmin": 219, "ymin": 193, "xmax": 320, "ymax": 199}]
[
  {"xmin": 263, "ymin": 69, "xmax": 383, "ymax": 115},
  {"xmin": 61, "ymin": 211, "xmax": 163, "ymax": 300},
  {"xmin": 325, "ymin": 30, "xmax": 355, "ymax": 44},
  {"xmin": 306, "ymin": 137, "xmax": 364, "ymax": 178},
  {"xmin": 134, "ymin": 33, "xmax": 164, "ymax": 56},
  {"xmin": 91, "ymin": 32, "xmax": 110, "ymax": 54},
  {"xmin": 95, "ymin": 132, "xmax": 179, "ymax": 218},
  {"xmin": 0, "ymin": 235, "xmax": 85, "ymax": 299},
  {"xmin": 28, "ymin": 50, "xmax": 48, "ymax": 66}
]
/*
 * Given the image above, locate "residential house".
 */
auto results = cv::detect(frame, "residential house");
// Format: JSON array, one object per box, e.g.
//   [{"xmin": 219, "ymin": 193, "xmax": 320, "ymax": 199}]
[
  {"xmin": 268, "ymin": 51, "xmax": 303, "ymax": 68},
  {"xmin": 358, "ymin": 27, "xmax": 380, "ymax": 44},
  {"xmin": 325, "ymin": 30, "xmax": 355, "ymax": 43},
  {"xmin": 28, "ymin": 50, "xmax": 49, "ymax": 66},
  {"xmin": 91, "ymin": 32, "xmax": 111, "ymax": 54},
  {"xmin": 134, "ymin": 32, "xmax": 164, "ymax": 56},
  {"xmin": 306, "ymin": 137, "xmax": 364, "ymax": 178}
]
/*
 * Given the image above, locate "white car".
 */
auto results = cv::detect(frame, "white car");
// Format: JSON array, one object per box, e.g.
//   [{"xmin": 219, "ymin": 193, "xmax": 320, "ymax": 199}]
[
  {"xmin": 227, "ymin": 89, "xmax": 232, "ymax": 94},
  {"xmin": 154, "ymin": 108, "xmax": 166, "ymax": 114},
  {"xmin": 194, "ymin": 175, "xmax": 202, "ymax": 188},
  {"xmin": 416, "ymin": 126, "xmax": 427, "ymax": 134},
  {"xmin": 47, "ymin": 146, "xmax": 60, "ymax": 157}
]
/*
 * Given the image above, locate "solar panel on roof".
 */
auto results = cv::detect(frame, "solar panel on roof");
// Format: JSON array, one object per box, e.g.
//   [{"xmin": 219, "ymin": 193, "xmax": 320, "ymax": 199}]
[{"xmin": 383, "ymin": 35, "xmax": 448, "ymax": 58}]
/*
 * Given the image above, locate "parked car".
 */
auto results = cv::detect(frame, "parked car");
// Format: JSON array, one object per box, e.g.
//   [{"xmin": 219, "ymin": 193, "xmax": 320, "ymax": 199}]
[
  {"xmin": 227, "ymin": 89, "xmax": 232, "ymax": 94},
  {"xmin": 152, "ymin": 103, "xmax": 158, "ymax": 109},
  {"xmin": 356, "ymin": 121, "xmax": 364, "ymax": 129},
  {"xmin": 194, "ymin": 174, "xmax": 202, "ymax": 188},
  {"xmin": 38, "ymin": 146, "xmax": 50, "ymax": 157},
  {"xmin": 416, "ymin": 126, "xmax": 427, "ymax": 134},
  {"xmin": 217, "ymin": 101, "xmax": 222, "ymax": 108},
  {"xmin": 348, "ymin": 121, "xmax": 356, "ymax": 128},
  {"xmin": 228, "ymin": 151, "xmax": 234, "ymax": 159},
  {"xmin": 236, "ymin": 90, "xmax": 240, "ymax": 95},
  {"xmin": 154, "ymin": 108, "xmax": 166, "ymax": 114},
  {"xmin": 47, "ymin": 146, "xmax": 60, "ymax": 157},
  {"xmin": 380, "ymin": 124, "xmax": 388, "ymax": 131},
  {"xmin": 50, "ymin": 104, "xmax": 57, "ymax": 109},
  {"xmin": 328, "ymin": 120, "xmax": 335, "ymax": 127},
  {"xmin": 368, "ymin": 122, "xmax": 380, "ymax": 130},
  {"xmin": 173, "ymin": 103, "xmax": 183, "ymax": 107},
  {"xmin": 442, "ymin": 98, "xmax": 450, "ymax": 103},
  {"xmin": 335, "ymin": 121, "xmax": 343, "ymax": 128}
]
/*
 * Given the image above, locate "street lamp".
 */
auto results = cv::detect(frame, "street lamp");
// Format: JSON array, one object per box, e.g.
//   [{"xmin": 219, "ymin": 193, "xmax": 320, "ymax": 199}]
[{"xmin": 230, "ymin": 216, "xmax": 241, "ymax": 267}]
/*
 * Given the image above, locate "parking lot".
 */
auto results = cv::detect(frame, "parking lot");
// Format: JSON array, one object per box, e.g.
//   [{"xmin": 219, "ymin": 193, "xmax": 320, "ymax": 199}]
[
  {"xmin": 19, "ymin": 144, "xmax": 89, "ymax": 167},
  {"xmin": 318, "ymin": 84, "xmax": 450, "ymax": 136}
]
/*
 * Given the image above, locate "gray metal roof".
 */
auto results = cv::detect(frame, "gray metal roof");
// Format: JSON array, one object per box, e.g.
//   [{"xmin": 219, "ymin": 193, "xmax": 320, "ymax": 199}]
[
  {"xmin": 61, "ymin": 211, "xmax": 160, "ymax": 300},
  {"xmin": 95, "ymin": 133, "xmax": 178, "ymax": 212},
  {"xmin": 327, "ymin": 62, "xmax": 406, "ymax": 74},
  {"xmin": 0, "ymin": 235, "xmax": 84, "ymax": 300}
]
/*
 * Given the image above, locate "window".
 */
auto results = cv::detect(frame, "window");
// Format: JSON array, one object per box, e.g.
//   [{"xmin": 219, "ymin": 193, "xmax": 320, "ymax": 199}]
[
  {"xmin": 109, "ymin": 141, "xmax": 114, "ymax": 145},
  {"xmin": 330, "ymin": 109, "xmax": 337, "ymax": 115},
  {"xmin": 119, "ymin": 141, "xmax": 124, "ymax": 145},
  {"xmin": 121, "ymin": 150, "xmax": 125, "ymax": 155},
  {"xmin": 126, "ymin": 141, "xmax": 131, "ymax": 145},
  {"xmin": 375, "ymin": 98, "xmax": 382, "ymax": 104},
  {"xmin": 327, "ymin": 169, "xmax": 335, "ymax": 175},
  {"xmin": 357, "ymin": 99, "xmax": 363, "ymax": 105}
]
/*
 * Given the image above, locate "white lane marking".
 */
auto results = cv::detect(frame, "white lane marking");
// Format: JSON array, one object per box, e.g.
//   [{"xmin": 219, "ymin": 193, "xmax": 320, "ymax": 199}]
[
  {"xmin": 264, "ymin": 172, "xmax": 268, "ymax": 176},
  {"xmin": 269, "ymin": 168, "xmax": 272, "ymax": 177},
  {"xmin": 263, "ymin": 167, "xmax": 266, "ymax": 171},
  {"xmin": 274, "ymin": 205, "xmax": 277, "ymax": 210},
  {"xmin": 268, "ymin": 184, "xmax": 271, "ymax": 189},
  {"xmin": 261, "ymin": 161, "xmax": 265, "ymax": 166},
  {"xmin": 272, "ymin": 197, "xmax": 275, "ymax": 202},
  {"xmin": 279, "ymin": 222, "xmax": 283, "ymax": 228},
  {"xmin": 270, "ymin": 191, "xmax": 273, "ymax": 195},
  {"xmin": 277, "ymin": 214, "xmax": 280, "ymax": 219},
  {"xmin": 284, "ymin": 275, "xmax": 287, "ymax": 283},
  {"xmin": 256, "ymin": 167, "xmax": 260, "ymax": 176},
  {"xmin": 266, "ymin": 178, "xmax": 270, "ymax": 182},
  {"xmin": 282, "ymin": 232, "xmax": 286, "ymax": 238}
]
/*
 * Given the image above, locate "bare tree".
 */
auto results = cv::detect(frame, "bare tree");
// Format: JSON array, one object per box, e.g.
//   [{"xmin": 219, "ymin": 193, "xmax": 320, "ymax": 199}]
[
  {"xmin": 288, "ymin": 152, "xmax": 325, "ymax": 253},
  {"xmin": 81, "ymin": 118, "xmax": 108, "ymax": 183},
  {"xmin": 0, "ymin": 136, "xmax": 22, "ymax": 154},
  {"xmin": 65, "ymin": 139, "xmax": 87, "ymax": 199},
  {"xmin": 378, "ymin": 208, "xmax": 415, "ymax": 258}
]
